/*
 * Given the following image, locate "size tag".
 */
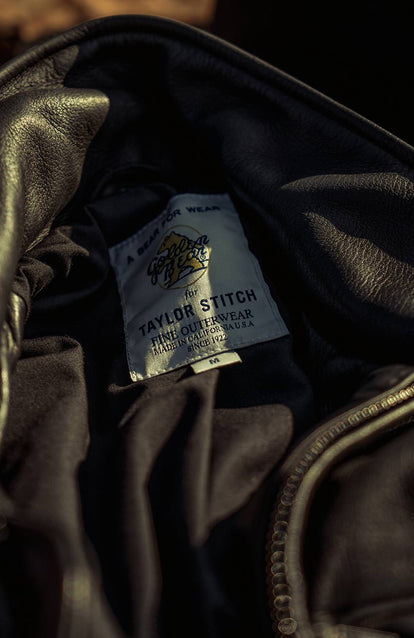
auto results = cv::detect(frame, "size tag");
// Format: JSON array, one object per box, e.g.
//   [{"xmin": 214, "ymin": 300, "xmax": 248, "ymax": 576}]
[
  {"xmin": 190, "ymin": 351, "xmax": 242, "ymax": 374},
  {"xmin": 110, "ymin": 193, "xmax": 288, "ymax": 381}
]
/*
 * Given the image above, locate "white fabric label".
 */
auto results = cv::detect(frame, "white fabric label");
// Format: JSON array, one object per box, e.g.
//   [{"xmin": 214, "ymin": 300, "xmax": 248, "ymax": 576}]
[
  {"xmin": 190, "ymin": 351, "xmax": 242, "ymax": 374},
  {"xmin": 110, "ymin": 193, "xmax": 288, "ymax": 381}
]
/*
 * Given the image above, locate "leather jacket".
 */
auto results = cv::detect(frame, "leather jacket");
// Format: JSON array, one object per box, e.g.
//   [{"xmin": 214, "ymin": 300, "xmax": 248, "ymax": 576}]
[{"xmin": 0, "ymin": 14, "xmax": 414, "ymax": 638}]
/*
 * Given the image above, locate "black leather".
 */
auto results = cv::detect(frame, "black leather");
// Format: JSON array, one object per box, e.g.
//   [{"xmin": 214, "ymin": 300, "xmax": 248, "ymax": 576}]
[{"xmin": 0, "ymin": 14, "xmax": 414, "ymax": 638}]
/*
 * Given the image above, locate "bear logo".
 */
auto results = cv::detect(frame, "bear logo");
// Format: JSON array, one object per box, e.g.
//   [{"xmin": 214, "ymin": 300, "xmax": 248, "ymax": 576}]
[{"xmin": 147, "ymin": 226, "xmax": 210, "ymax": 289}]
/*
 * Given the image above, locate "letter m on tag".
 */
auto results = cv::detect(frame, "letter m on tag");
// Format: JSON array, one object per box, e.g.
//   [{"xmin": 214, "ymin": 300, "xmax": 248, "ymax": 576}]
[{"xmin": 190, "ymin": 351, "xmax": 242, "ymax": 374}]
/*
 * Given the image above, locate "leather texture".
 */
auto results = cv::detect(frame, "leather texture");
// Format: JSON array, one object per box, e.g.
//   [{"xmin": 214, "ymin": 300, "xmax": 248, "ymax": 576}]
[{"xmin": 0, "ymin": 14, "xmax": 414, "ymax": 638}]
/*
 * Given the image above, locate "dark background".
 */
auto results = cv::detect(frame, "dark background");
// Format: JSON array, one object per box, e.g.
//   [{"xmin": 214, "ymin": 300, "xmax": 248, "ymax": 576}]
[{"xmin": 1, "ymin": 0, "xmax": 413, "ymax": 145}]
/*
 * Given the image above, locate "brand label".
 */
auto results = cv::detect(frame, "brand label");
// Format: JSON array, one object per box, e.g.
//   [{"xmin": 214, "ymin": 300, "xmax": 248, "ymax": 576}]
[
  {"xmin": 110, "ymin": 193, "xmax": 288, "ymax": 381},
  {"xmin": 190, "ymin": 352, "xmax": 242, "ymax": 374}
]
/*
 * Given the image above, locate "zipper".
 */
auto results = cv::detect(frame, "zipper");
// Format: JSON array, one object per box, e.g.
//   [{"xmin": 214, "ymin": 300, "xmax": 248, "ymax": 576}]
[{"xmin": 265, "ymin": 373, "xmax": 414, "ymax": 638}]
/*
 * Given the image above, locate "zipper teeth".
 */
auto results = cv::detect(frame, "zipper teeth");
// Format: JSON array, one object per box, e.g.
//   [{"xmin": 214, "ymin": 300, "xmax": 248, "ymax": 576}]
[{"xmin": 266, "ymin": 382, "xmax": 414, "ymax": 637}]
